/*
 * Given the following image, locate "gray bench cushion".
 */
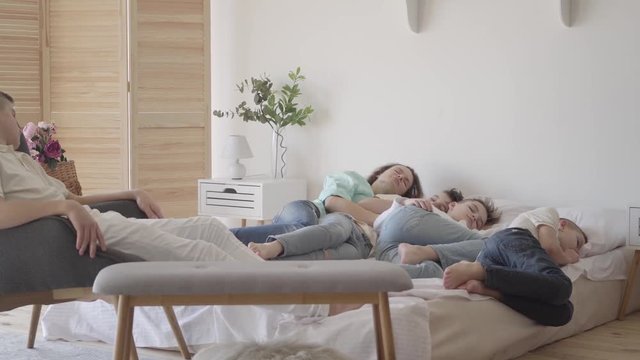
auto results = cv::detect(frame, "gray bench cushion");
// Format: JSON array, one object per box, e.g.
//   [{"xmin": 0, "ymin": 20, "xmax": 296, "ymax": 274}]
[{"xmin": 93, "ymin": 260, "xmax": 413, "ymax": 296}]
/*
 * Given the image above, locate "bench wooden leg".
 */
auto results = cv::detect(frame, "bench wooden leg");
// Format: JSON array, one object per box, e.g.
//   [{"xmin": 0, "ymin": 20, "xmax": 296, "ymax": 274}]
[
  {"xmin": 377, "ymin": 292, "xmax": 395, "ymax": 360},
  {"xmin": 618, "ymin": 249, "xmax": 640, "ymax": 320},
  {"xmin": 372, "ymin": 303, "xmax": 384, "ymax": 360},
  {"xmin": 162, "ymin": 306, "xmax": 191, "ymax": 359},
  {"xmin": 27, "ymin": 304, "xmax": 42, "ymax": 348},
  {"xmin": 114, "ymin": 295, "xmax": 132, "ymax": 360},
  {"xmin": 112, "ymin": 296, "xmax": 138, "ymax": 360},
  {"xmin": 125, "ymin": 308, "xmax": 137, "ymax": 360}
]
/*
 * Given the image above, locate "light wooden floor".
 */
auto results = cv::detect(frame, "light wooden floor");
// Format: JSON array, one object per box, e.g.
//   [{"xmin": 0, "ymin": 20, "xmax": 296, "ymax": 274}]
[
  {"xmin": 1, "ymin": 305, "xmax": 639, "ymax": 359},
  {"xmin": 517, "ymin": 311, "xmax": 640, "ymax": 359}
]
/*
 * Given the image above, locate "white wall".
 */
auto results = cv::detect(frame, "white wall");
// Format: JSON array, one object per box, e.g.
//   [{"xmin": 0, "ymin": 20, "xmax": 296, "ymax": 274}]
[{"xmin": 211, "ymin": 0, "xmax": 640, "ymax": 209}]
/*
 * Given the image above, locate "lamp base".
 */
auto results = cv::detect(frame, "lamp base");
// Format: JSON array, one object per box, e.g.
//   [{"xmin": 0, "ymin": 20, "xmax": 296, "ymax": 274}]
[{"xmin": 228, "ymin": 160, "xmax": 247, "ymax": 180}]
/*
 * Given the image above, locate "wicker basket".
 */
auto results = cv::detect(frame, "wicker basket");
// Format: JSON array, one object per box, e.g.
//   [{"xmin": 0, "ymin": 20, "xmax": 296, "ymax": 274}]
[{"xmin": 43, "ymin": 160, "xmax": 82, "ymax": 196}]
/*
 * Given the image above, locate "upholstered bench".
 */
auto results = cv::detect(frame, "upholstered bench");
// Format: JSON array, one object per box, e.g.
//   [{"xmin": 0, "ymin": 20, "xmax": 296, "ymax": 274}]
[{"xmin": 93, "ymin": 260, "xmax": 413, "ymax": 360}]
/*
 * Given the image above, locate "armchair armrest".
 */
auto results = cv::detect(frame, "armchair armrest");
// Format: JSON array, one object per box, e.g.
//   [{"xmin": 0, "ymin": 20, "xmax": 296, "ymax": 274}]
[
  {"xmin": 90, "ymin": 199, "xmax": 147, "ymax": 219},
  {"xmin": 0, "ymin": 200, "xmax": 146, "ymax": 295},
  {"xmin": 0, "ymin": 217, "xmax": 116, "ymax": 294}
]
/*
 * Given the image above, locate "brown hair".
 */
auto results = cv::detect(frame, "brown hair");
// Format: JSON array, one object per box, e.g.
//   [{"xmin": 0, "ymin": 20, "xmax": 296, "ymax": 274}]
[
  {"xmin": 444, "ymin": 188, "xmax": 464, "ymax": 202},
  {"xmin": 366, "ymin": 163, "xmax": 423, "ymax": 198},
  {"xmin": 463, "ymin": 197, "xmax": 501, "ymax": 226},
  {"xmin": 560, "ymin": 217, "xmax": 588, "ymax": 243}
]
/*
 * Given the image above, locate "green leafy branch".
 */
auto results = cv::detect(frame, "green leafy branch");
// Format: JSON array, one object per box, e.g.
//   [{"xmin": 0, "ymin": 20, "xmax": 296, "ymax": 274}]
[{"xmin": 213, "ymin": 67, "xmax": 314, "ymax": 134}]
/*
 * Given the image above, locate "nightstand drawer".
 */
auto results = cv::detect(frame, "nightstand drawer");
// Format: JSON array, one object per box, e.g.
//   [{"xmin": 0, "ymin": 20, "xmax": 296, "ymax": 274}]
[
  {"xmin": 199, "ymin": 182, "xmax": 263, "ymax": 218},
  {"xmin": 198, "ymin": 178, "xmax": 306, "ymax": 220}
]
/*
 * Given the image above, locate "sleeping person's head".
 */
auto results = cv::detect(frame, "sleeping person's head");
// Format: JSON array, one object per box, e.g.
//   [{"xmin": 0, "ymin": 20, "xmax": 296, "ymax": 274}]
[
  {"xmin": 557, "ymin": 218, "xmax": 588, "ymax": 252},
  {"xmin": 446, "ymin": 197, "xmax": 500, "ymax": 230},
  {"xmin": 367, "ymin": 163, "xmax": 423, "ymax": 198},
  {"xmin": 429, "ymin": 188, "xmax": 464, "ymax": 212}
]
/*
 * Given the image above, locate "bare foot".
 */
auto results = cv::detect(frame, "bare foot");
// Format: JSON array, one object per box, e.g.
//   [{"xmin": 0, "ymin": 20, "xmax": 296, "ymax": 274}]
[
  {"xmin": 443, "ymin": 261, "xmax": 486, "ymax": 289},
  {"xmin": 247, "ymin": 241, "xmax": 283, "ymax": 260},
  {"xmin": 328, "ymin": 303, "xmax": 364, "ymax": 316},
  {"xmin": 398, "ymin": 244, "xmax": 438, "ymax": 265},
  {"xmin": 462, "ymin": 280, "xmax": 502, "ymax": 300}
]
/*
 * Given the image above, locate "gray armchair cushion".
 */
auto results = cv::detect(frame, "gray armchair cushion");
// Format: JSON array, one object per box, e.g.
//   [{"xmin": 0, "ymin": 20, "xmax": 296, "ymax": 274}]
[{"xmin": 0, "ymin": 200, "xmax": 145, "ymax": 295}]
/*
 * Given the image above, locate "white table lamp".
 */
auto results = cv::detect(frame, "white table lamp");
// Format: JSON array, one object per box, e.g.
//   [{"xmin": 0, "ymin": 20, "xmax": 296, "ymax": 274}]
[{"xmin": 223, "ymin": 135, "xmax": 253, "ymax": 179}]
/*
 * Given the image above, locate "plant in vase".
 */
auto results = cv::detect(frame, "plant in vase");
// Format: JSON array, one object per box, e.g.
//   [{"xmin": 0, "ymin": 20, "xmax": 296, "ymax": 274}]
[{"xmin": 213, "ymin": 67, "xmax": 314, "ymax": 179}]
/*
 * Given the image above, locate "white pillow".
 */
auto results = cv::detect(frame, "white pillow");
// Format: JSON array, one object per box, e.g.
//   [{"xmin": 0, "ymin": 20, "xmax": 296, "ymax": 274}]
[
  {"xmin": 476, "ymin": 199, "xmax": 533, "ymax": 236},
  {"xmin": 491, "ymin": 199, "xmax": 535, "ymax": 226},
  {"xmin": 556, "ymin": 207, "xmax": 627, "ymax": 257}
]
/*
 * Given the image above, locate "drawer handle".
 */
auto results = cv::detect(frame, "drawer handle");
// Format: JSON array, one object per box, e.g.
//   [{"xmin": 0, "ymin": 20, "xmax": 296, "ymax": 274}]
[{"xmin": 222, "ymin": 188, "xmax": 238, "ymax": 194}]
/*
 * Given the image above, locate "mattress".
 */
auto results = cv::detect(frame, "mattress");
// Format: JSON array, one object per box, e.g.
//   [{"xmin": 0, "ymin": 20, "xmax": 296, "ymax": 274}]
[
  {"xmin": 429, "ymin": 276, "xmax": 625, "ymax": 359},
  {"xmin": 41, "ymin": 247, "xmax": 640, "ymax": 360}
]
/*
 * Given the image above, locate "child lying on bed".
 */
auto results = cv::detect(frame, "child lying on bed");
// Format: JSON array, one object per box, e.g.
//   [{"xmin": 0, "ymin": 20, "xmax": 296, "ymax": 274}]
[
  {"xmin": 247, "ymin": 191, "xmax": 487, "ymax": 262},
  {"xmin": 372, "ymin": 196, "xmax": 500, "ymax": 278},
  {"xmin": 442, "ymin": 207, "xmax": 587, "ymax": 326}
]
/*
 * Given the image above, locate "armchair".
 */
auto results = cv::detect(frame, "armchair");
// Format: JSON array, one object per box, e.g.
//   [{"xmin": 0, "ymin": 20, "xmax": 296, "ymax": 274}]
[{"xmin": 0, "ymin": 133, "xmax": 191, "ymax": 359}]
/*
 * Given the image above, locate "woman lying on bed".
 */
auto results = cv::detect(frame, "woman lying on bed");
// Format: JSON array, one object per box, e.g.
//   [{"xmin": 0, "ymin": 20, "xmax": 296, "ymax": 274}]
[{"xmin": 231, "ymin": 163, "xmax": 424, "ymax": 245}]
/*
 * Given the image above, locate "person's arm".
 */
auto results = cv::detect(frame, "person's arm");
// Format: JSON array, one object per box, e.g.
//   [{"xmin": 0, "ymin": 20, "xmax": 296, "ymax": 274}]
[
  {"xmin": 324, "ymin": 196, "xmax": 379, "ymax": 226},
  {"xmin": 538, "ymin": 225, "xmax": 578, "ymax": 265},
  {"xmin": 0, "ymin": 197, "xmax": 106, "ymax": 258},
  {"xmin": 67, "ymin": 189, "xmax": 163, "ymax": 219},
  {"xmin": 357, "ymin": 197, "xmax": 393, "ymax": 214}
]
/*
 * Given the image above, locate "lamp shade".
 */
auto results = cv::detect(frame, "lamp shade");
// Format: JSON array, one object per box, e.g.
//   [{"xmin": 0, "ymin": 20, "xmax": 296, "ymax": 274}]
[{"xmin": 222, "ymin": 135, "xmax": 253, "ymax": 159}]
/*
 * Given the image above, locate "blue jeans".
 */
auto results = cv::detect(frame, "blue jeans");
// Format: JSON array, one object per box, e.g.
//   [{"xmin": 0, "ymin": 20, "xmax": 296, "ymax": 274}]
[
  {"xmin": 478, "ymin": 228, "xmax": 574, "ymax": 327},
  {"xmin": 375, "ymin": 206, "xmax": 484, "ymax": 278},
  {"xmin": 230, "ymin": 200, "xmax": 320, "ymax": 245},
  {"xmin": 270, "ymin": 213, "xmax": 372, "ymax": 260}
]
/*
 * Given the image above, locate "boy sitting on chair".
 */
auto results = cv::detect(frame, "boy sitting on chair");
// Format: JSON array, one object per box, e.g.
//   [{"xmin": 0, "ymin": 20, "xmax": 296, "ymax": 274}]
[
  {"xmin": 442, "ymin": 207, "xmax": 587, "ymax": 326},
  {"xmin": 0, "ymin": 90, "xmax": 262, "ymax": 262}
]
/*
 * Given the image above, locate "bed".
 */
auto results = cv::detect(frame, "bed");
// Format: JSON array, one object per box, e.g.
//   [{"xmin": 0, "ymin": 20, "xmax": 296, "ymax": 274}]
[{"xmin": 40, "ymin": 201, "xmax": 640, "ymax": 360}]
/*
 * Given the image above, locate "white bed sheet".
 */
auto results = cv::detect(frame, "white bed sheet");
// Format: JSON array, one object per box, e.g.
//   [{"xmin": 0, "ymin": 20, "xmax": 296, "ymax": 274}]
[{"xmin": 42, "ymin": 297, "xmax": 430, "ymax": 360}]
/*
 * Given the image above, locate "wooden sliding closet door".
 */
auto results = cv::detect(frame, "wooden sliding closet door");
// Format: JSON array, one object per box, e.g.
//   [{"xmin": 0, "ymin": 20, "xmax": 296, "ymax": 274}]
[
  {"xmin": 46, "ymin": 0, "xmax": 129, "ymax": 194},
  {"xmin": 0, "ymin": 0, "xmax": 42, "ymax": 124},
  {"xmin": 130, "ymin": 0, "xmax": 211, "ymax": 217}
]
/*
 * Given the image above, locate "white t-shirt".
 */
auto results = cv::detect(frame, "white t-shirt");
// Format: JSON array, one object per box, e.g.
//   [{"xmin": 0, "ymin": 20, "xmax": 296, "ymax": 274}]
[
  {"xmin": 509, "ymin": 207, "xmax": 560, "ymax": 240},
  {"xmin": 0, "ymin": 144, "xmax": 69, "ymax": 201}
]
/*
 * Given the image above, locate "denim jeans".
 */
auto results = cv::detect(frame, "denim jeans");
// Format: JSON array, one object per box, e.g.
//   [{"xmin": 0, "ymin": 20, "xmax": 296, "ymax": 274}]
[
  {"xmin": 269, "ymin": 213, "xmax": 372, "ymax": 261},
  {"xmin": 478, "ymin": 228, "xmax": 574, "ymax": 326},
  {"xmin": 230, "ymin": 200, "xmax": 320, "ymax": 245},
  {"xmin": 375, "ymin": 206, "xmax": 484, "ymax": 278}
]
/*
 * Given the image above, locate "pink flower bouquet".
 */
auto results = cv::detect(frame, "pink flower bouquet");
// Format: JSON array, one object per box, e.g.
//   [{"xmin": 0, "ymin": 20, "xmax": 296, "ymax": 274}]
[{"xmin": 22, "ymin": 121, "xmax": 68, "ymax": 170}]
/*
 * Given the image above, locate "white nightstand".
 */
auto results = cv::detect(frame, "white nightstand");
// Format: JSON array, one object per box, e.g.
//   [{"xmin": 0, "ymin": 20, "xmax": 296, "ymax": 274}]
[
  {"xmin": 198, "ymin": 177, "xmax": 307, "ymax": 226},
  {"xmin": 618, "ymin": 206, "xmax": 640, "ymax": 320}
]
